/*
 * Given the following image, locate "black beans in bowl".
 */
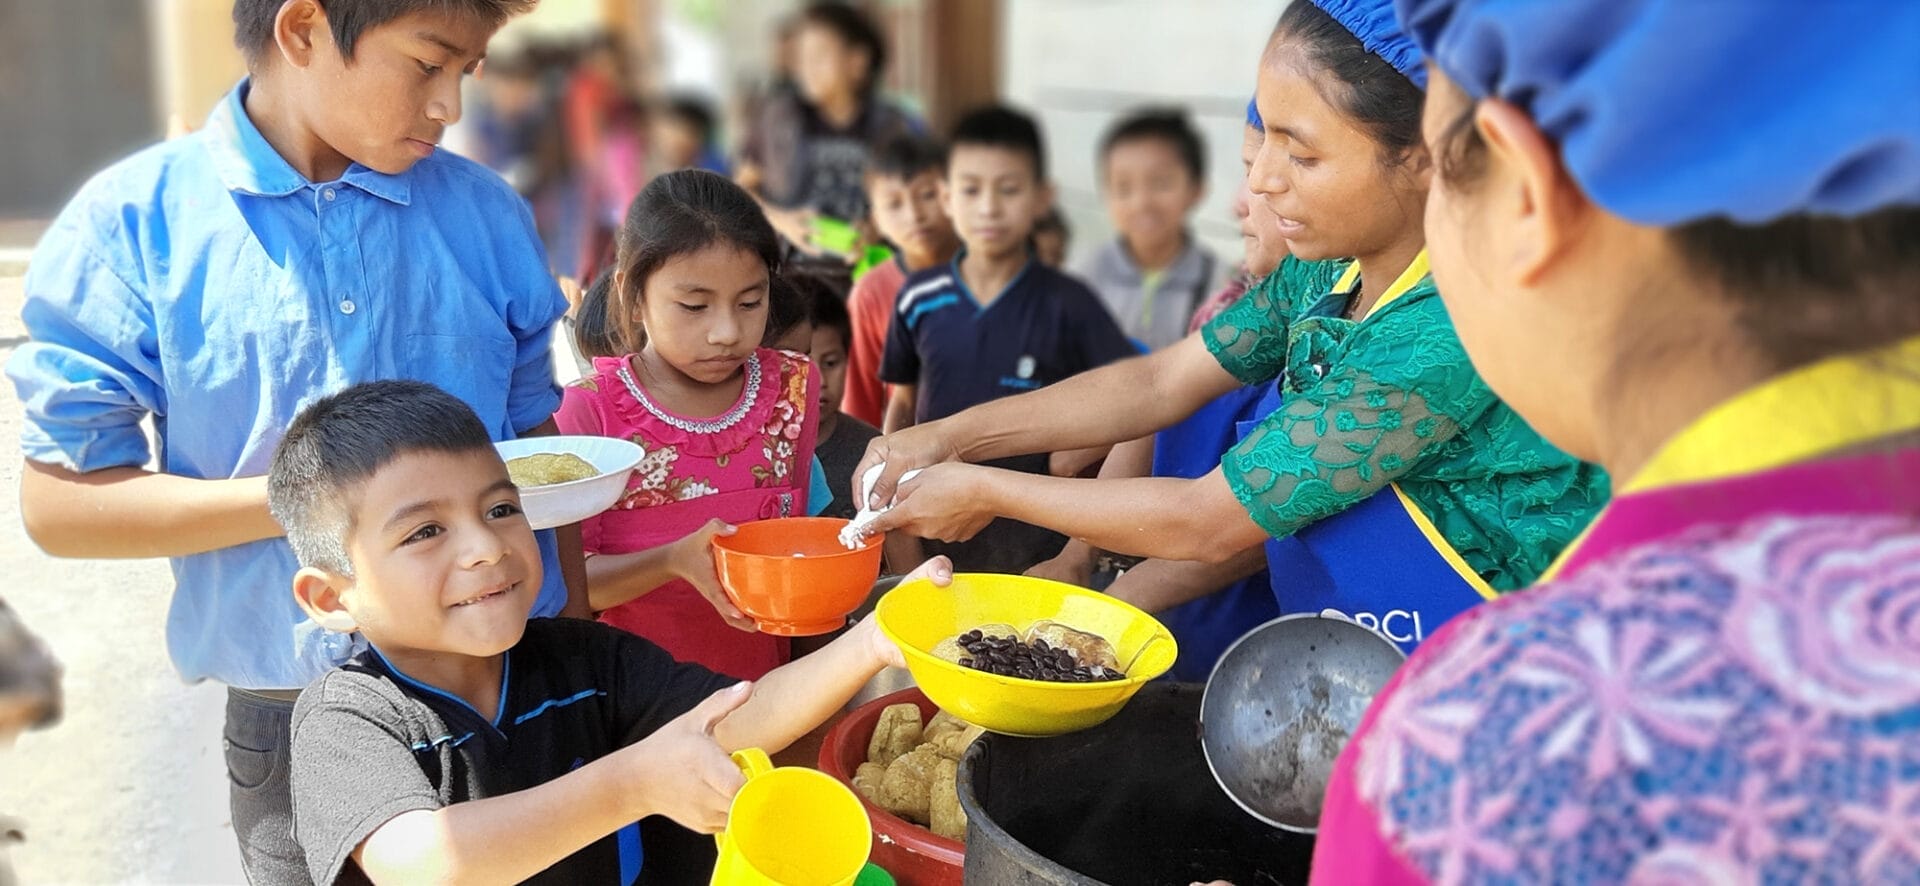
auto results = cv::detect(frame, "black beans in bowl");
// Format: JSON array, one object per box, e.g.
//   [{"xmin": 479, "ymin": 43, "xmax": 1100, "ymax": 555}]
[{"xmin": 954, "ymin": 630, "xmax": 1125, "ymax": 683}]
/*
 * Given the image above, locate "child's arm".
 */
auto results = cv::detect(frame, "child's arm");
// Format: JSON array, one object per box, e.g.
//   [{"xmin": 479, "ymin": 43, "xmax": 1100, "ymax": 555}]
[
  {"xmin": 345, "ymin": 685, "xmax": 755, "ymax": 885},
  {"xmin": 882, "ymin": 384, "xmax": 918, "ymax": 436},
  {"xmin": 518, "ymin": 417, "xmax": 592, "ymax": 618},
  {"xmin": 582, "ymin": 519, "xmax": 757, "ymax": 629},
  {"xmin": 711, "ymin": 557, "xmax": 954, "ymax": 754},
  {"xmin": 20, "ymin": 462, "xmax": 283, "ymax": 558},
  {"xmin": 881, "ymin": 531, "xmax": 925, "ymax": 575}
]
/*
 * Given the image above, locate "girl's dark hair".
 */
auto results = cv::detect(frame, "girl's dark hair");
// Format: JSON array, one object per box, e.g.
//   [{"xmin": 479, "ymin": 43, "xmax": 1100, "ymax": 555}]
[
  {"xmin": 613, "ymin": 170, "xmax": 782, "ymax": 354},
  {"xmin": 1268, "ymin": 1, "xmax": 1425, "ymax": 167},
  {"xmin": 574, "ymin": 269, "xmax": 622, "ymax": 359},
  {"xmin": 1431, "ymin": 81, "xmax": 1920, "ymax": 372},
  {"xmin": 798, "ymin": 1, "xmax": 887, "ymax": 93}
]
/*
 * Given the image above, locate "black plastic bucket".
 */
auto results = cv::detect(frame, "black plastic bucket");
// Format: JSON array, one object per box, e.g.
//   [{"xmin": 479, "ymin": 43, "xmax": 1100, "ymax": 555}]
[{"xmin": 956, "ymin": 683, "xmax": 1314, "ymax": 885}]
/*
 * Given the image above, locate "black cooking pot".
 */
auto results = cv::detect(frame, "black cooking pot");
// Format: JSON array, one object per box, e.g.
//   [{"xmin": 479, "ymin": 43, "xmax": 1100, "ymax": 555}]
[{"xmin": 957, "ymin": 682, "xmax": 1314, "ymax": 886}]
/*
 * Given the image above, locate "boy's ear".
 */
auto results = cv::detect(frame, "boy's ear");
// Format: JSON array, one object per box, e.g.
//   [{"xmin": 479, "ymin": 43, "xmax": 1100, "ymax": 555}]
[
  {"xmin": 274, "ymin": 0, "xmax": 331, "ymax": 71},
  {"xmin": 293, "ymin": 567, "xmax": 360, "ymax": 634}
]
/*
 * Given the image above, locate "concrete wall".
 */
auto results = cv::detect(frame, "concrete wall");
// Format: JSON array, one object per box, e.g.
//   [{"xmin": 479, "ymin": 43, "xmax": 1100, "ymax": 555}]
[
  {"xmin": 1000, "ymin": 0, "xmax": 1285, "ymax": 268},
  {"xmin": 0, "ymin": 0, "xmax": 158, "ymax": 217}
]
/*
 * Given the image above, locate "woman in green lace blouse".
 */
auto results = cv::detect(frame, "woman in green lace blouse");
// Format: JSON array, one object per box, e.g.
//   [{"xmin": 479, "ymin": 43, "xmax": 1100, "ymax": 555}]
[{"xmin": 857, "ymin": 1, "xmax": 1607, "ymax": 645}]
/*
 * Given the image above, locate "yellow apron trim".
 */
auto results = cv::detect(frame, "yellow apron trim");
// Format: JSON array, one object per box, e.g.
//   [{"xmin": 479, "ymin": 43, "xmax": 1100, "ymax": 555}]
[
  {"xmin": 1331, "ymin": 250, "xmax": 1433, "ymax": 321},
  {"xmin": 1391, "ymin": 483, "xmax": 1500, "ymax": 601},
  {"xmin": 1539, "ymin": 333, "xmax": 1920, "ymax": 582}
]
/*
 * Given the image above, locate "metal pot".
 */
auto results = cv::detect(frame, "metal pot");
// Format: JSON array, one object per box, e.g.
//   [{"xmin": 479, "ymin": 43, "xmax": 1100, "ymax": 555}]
[
  {"xmin": 1199, "ymin": 614, "xmax": 1406, "ymax": 833},
  {"xmin": 957, "ymin": 682, "xmax": 1314, "ymax": 885}
]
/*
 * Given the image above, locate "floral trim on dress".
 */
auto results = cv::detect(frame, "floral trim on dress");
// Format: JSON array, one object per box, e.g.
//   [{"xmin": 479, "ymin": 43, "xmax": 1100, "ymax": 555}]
[{"xmin": 1354, "ymin": 513, "xmax": 1920, "ymax": 884}]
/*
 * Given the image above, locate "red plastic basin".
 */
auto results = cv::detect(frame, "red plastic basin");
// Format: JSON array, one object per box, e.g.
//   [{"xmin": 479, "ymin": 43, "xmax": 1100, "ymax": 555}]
[{"xmin": 819, "ymin": 688, "xmax": 965, "ymax": 886}]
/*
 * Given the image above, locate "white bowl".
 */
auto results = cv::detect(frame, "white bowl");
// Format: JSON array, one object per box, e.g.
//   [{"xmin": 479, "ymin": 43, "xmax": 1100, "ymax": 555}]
[{"xmin": 495, "ymin": 436, "xmax": 645, "ymax": 530}]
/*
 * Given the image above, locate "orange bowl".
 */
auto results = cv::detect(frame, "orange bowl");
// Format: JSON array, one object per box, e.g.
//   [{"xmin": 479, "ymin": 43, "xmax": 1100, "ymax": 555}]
[{"xmin": 711, "ymin": 517, "xmax": 883, "ymax": 636}]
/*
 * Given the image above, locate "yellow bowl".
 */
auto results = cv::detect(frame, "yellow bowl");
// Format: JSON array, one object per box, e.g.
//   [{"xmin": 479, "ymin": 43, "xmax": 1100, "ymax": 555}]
[{"xmin": 875, "ymin": 574, "xmax": 1178, "ymax": 736}]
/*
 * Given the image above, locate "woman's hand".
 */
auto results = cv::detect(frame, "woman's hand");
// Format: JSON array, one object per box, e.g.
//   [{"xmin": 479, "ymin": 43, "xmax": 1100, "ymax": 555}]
[
  {"xmin": 853, "ymin": 422, "xmax": 964, "ymax": 511},
  {"xmin": 865, "ymin": 464, "xmax": 999, "ymax": 543},
  {"xmin": 669, "ymin": 519, "xmax": 757, "ymax": 631},
  {"xmin": 1026, "ymin": 540, "xmax": 1097, "ymax": 587}
]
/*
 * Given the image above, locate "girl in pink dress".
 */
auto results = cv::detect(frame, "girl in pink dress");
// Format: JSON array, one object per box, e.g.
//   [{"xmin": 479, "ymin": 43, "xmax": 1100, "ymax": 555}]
[{"xmin": 556, "ymin": 170, "xmax": 823, "ymax": 681}]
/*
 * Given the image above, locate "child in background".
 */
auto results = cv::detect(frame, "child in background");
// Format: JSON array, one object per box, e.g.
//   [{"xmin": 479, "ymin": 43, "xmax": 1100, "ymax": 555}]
[
  {"xmin": 1031, "ymin": 208, "xmax": 1071, "ymax": 269},
  {"xmin": 651, "ymin": 95, "xmax": 728, "ymax": 176},
  {"xmin": 0, "ymin": 599, "xmax": 59, "ymax": 746},
  {"xmin": 737, "ymin": 2, "xmax": 920, "ymax": 257},
  {"xmin": 4, "ymin": 1, "xmax": 581, "ymax": 878},
  {"xmin": 273, "ymin": 381, "xmax": 952, "ymax": 884},
  {"xmin": 1076, "ymin": 109, "xmax": 1223, "ymax": 351},
  {"xmin": 843, "ymin": 135, "xmax": 961, "ymax": 427},
  {"xmin": 878, "ymin": 106, "xmax": 1136, "ymax": 573},
  {"xmin": 557, "ymin": 170, "xmax": 825, "ymax": 681}
]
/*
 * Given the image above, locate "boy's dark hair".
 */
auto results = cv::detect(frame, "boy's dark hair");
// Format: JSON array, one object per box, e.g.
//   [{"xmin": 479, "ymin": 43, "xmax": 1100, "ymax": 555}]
[
  {"xmin": 661, "ymin": 94, "xmax": 718, "ymax": 145},
  {"xmin": 1101, "ymin": 107, "xmax": 1206, "ymax": 182},
  {"xmin": 949, "ymin": 105, "xmax": 1048, "ymax": 180},
  {"xmin": 797, "ymin": 2, "xmax": 887, "ymax": 92},
  {"xmin": 0, "ymin": 599, "xmax": 62, "ymax": 732},
  {"xmin": 1034, "ymin": 207, "xmax": 1070, "ymax": 239},
  {"xmin": 614, "ymin": 170, "xmax": 782, "ymax": 354},
  {"xmin": 574, "ymin": 269, "xmax": 622, "ymax": 359},
  {"xmin": 867, "ymin": 133, "xmax": 948, "ymax": 183},
  {"xmin": 763, "ymin": 272, "xmax": 811, "ymax": 348},
  {"xmin": 808, "ymin": 275, "xmax": 854, "ymax": 351},
  {"xmin": 267, "ymin": 381, "xmax": 495, "ymax": 575},
  {"xmin": 232, "ymin": 0, "xmax": 535, "ymax": 67},
  {"xmin": 1268, "ymin": 1, "xmax": 1424, "ymax": 168}
]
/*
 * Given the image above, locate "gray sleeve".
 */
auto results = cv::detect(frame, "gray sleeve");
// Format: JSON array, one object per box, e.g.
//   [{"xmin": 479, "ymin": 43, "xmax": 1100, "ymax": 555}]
[{"xmin": 290, "ymin": 682, "xmax": 445, "ymax": 885}]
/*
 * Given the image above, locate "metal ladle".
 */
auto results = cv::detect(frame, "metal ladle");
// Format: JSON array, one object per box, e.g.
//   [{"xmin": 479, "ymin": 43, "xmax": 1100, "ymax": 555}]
[{"xmin": 1199, "ymin": 613, "xmax": 1407, "ymax": 833}]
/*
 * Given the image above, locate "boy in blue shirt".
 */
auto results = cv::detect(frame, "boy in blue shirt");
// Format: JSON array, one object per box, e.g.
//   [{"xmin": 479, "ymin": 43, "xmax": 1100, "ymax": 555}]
[
  {"xmin": 273, "ymin": 381, "xmax": 948, "ymax": 885},
  {"xmin": 879, "ymin": 106, "xmax": 1135, "ymax": 573},
  {"xmin": 5, "ymin": 1, "xmax": 584, "ymax": 881}
]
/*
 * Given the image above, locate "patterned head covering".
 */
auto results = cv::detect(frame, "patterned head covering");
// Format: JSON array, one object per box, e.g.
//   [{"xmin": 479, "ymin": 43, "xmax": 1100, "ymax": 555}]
[
  {"xmin": 1395, "ymin": 0, "xmax": 1920, "ymax": 224},
  {"xmin": 1311, "ymin": 0, "xmax": 1428, "ymax": 88}
]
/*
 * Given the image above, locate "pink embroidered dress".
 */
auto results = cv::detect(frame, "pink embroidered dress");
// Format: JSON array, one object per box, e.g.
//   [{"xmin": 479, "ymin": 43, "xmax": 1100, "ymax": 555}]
[{"xmin": 556, "ymin": 349, "xmax": 822, "ymax": 680}]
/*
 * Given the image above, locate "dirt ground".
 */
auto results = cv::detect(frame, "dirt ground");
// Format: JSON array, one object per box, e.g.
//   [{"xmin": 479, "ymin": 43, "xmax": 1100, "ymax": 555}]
[{"xmin": 0, "ymin": 270, "xmax": 246, "ymax": 884}]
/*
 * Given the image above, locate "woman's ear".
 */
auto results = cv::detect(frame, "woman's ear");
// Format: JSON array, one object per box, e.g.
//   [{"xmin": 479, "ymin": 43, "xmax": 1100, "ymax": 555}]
[
  {"xmin": 293, "ymin": 567, "xmax": 359, "ymax": 634},
  {"xmin": 1474, "ymin": 99, "xmax": 1589, "ymax": 287}
]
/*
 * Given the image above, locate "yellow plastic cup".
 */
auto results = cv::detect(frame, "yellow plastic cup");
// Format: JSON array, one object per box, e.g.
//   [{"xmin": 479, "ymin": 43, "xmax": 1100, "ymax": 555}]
[{"xmin": 712, "ymin": 748, "xmax": 873, "ymax": 886}]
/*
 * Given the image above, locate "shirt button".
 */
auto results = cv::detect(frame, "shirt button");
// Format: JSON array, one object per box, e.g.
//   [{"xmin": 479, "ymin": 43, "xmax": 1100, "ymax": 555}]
[
  {"xmin": 339, "ymin": 299, "xmax": 356, "ymax": 315},
  {"xmin": 322, "ymin": 188, "xmax": 337, "ymax": 201}
]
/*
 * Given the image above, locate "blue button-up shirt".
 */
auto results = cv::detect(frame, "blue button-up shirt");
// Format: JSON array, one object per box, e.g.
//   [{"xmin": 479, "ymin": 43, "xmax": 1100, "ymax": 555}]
[{"xmin": 7, "ymin": 83, "xmax": 571, "ymax": 689}]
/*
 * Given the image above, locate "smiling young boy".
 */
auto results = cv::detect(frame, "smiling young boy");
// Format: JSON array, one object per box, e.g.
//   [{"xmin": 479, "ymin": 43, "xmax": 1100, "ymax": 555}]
[
  {"xmin": 878, "ymin": 106, "xmax": 1135, "ymax": 573},
  {"xmin": 4, "ymin": 2, "xmax": 581, "ymax": 880},
  {"xmin": 273, "ymin": 381, "xmax": 947, "ymax": 885},
  {"xmin": 1075, "ymin": 108, "xmax": 1223, "ymax": 351}
]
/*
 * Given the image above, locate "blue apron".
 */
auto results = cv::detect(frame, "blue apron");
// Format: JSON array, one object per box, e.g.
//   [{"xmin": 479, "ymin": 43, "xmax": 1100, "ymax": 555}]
[
  {"xmin": 1234, "ymin": 383, "xmax": 1494, "ymax": 654},
  {"xmin": 1147, "ymin": 385, "xmax": 1281, "ymax": 682}
]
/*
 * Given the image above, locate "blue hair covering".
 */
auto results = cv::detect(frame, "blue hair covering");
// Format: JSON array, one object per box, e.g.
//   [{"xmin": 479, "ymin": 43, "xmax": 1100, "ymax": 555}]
[
  {"xmin": 1396, "ymin": 0, "xmax": 1920, "ymax": 225},
  {"xmin": 1246, "ymin": 95, "xmax": 1263, "ymax": 131},
  {"xmin": 1309, "ymin": 0, "xmax": 1427, "ymax": 88}
]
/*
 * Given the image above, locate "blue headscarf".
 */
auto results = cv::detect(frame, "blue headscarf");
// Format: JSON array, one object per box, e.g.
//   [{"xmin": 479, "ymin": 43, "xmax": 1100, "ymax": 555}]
[
  {"xmin": 1311, "ymin": 0, "xmax": 1427, "ymax": 88},
  {"xmin": 1395, "ymin": 0, "xmax": 1920, "ymax": 225},
  {"xmin": 1246, "ymin": 96, "xmax": 1263, "ymax": 131}
]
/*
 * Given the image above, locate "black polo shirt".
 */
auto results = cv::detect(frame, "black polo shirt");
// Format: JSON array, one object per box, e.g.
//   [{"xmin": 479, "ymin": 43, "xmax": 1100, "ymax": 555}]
[
  {"xmin": 879, "ymin": 256, "xmax": 1136, "ymax": 571},
  {"xmin": 880, "ymin": 257, "xmax": 1134, "ymax": 426},
  {"xmin": 290, "ymin": 618, "xmax": 737, "ymax": 885}
]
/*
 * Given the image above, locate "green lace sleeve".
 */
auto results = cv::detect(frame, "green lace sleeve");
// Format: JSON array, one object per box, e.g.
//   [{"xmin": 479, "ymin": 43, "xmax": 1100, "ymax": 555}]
[
  {"xmin": 1220, "ymin": 293, "xmax": 1499, "ymax": 540},
  {"xmin": 1201, "ymin": 257, "xmax": 1347, "ymax": 385}
]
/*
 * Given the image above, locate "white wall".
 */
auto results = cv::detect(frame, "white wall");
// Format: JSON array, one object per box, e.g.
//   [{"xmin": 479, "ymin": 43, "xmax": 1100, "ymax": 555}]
[{"xmin": 1000, "ymin": 0, "xmax": 1286, "ymax": 268}]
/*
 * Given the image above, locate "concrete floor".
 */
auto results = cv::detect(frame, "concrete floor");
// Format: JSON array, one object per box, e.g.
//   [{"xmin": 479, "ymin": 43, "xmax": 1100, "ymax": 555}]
[{"xmin": 0, "ymin": 270, "xmax": 246, "ymax": 884}]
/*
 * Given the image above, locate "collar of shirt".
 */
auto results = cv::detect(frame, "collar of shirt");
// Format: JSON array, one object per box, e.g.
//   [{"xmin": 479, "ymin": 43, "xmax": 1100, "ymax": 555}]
[{"xmin": 204, "ymin": 79, "xmax": 413, "ymax": 206}]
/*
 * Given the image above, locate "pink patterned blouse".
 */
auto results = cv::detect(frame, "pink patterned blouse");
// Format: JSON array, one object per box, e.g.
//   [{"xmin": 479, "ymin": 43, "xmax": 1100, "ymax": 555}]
[{"xmin": 555, "ymin": 349, "xmax": 821, "ymax": 680}]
